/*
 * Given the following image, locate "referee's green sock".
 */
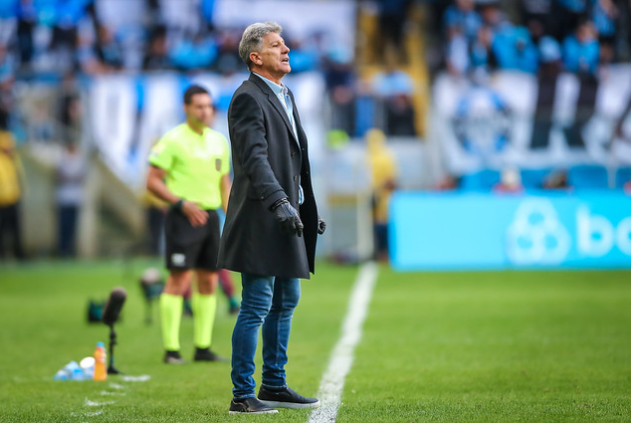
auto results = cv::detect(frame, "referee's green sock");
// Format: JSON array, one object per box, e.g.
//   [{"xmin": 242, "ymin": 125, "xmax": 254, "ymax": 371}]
[
  {"xmin": 192, "ymin": 291, "xmax": 217, "ymax": 349},
  {"xmin": 160, "ymin": 293, "xmax": 183, "ymax": 351}
]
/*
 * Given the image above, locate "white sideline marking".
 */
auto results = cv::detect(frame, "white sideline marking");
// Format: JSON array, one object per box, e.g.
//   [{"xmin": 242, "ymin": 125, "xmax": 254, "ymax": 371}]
[
  {"xmin": 308, "ymin": 262, "xmax": 378, "ymax": 423},
  {"xmin": 100, "ymin": 390, "xmax": 126, "ymax": 396},
  {"xmin": 84, "ymin": 398, "xmax": 114, "ymax": 407},
  {"xmin": 121, "ymin": 374, "xmax": 151, "ymax": 382}
]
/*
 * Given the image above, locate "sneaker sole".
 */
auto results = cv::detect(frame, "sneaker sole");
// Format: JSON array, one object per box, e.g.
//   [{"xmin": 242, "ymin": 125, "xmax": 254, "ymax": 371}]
[
  {"xmin": 258, "ymin": 399, "xmax": 321, "ymax": 409},
  {"xmin": 228, "ymin": 409, "xmax": 279, "ymax": 414}
]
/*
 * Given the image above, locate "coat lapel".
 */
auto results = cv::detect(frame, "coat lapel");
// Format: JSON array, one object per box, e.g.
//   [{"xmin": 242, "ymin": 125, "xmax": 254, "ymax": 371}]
[
  {"xmin": 289, "ymin": 90, "xmax": 307, "ymax": 150},
  {"xmin": 249, "ymin": 73, "xmax": 300, "ymax": 144}
]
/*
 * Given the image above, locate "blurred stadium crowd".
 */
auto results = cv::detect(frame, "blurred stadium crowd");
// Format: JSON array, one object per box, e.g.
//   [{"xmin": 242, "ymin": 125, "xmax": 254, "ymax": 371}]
[
  {"xmin": 1, "ymin": 0, "xmax": 631, "ymax": 263},
  {"xmin": 0, "ymin": 0, "xmax": 346, "ymax": 75},
  {"xmin": 430, "ymin": 0, "xmax": 631, "ymax": 76}
]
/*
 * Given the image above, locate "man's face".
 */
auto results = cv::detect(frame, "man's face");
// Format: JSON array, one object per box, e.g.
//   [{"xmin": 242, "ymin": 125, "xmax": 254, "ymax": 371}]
[
  {"xmin": 253, "ymin": 32, "xmax": 291, "ymax": 77},
  {"xmin": 184, "ymin": 93, "xmax": 214, "ymax": 127}
]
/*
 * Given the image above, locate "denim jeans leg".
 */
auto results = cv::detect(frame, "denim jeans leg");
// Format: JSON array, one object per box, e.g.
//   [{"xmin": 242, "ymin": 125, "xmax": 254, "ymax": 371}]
[
  {"xmin": 261, "ymin": 277, "xmax": 301, "ymax": 389},
  {"xmin": 231, "ymin": 273, "xmax": 274, "ymax": 399}
]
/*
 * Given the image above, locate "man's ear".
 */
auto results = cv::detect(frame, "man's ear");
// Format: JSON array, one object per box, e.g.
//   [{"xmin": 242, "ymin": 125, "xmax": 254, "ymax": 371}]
[{"xmin": 250, "ymin": 52, "xmax": 262, "ymax": 66}]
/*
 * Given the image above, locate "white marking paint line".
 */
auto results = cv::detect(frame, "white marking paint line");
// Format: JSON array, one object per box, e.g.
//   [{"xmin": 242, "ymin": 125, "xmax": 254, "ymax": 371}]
[
  {"xmin": 85, "ymin": 398, "xmax": 114, "ymax": 407},
  {"xmin": 100, "ymin": 390, "xmax": 126, "ymax": 396},
  {"xmin": 308, "ymin": 262, "xmax": 378, "ymax": 423},
  {"xmin": 121, "ymin": 374, "xmax": 151, "ymax": 382}
]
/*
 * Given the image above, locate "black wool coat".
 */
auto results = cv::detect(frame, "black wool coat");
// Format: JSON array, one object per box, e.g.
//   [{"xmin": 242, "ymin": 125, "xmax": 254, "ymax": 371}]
[{"xmin": 218, "ymin": 73, "xmax": 319, "ymax": 279}]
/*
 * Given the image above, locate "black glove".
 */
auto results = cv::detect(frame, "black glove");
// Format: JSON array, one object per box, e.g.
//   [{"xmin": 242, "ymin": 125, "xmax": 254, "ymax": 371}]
[
  {"xmin": 270, "ymin": 198, "xmax": 304, "ymax": 237},
  {"xmin": 317, "ymin": 216, "xmax": 326, "ymax": 235}
]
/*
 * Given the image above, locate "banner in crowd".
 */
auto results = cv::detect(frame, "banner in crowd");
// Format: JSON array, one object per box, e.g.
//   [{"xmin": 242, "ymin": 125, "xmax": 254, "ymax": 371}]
[
  {"xmin": 432, "ymin": 65, "xmax": 631, "ymax": 175},
  {"xmin": 88, "ymin": 72, "xmax": 325, "ymax": 188},
  {"xmin": 390, "ymin": 191, "xmax": 631, "ymax": 271}
]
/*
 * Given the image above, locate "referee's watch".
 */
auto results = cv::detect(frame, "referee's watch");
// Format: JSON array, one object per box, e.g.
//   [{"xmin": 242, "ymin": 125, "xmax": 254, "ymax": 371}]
[{"xmin": 173, "ymin": 199, "xmax": 184, "ymax": 210}]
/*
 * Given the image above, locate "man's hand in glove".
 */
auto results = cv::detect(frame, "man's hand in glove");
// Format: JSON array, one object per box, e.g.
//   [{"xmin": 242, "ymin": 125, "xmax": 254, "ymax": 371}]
[
  {"xmin": 317, "ymin": 216, "xmax": 326, "ymax": 235},
  {"xmin": 270, "ymin": 198, "xmax": 304, "ymax": 237}
]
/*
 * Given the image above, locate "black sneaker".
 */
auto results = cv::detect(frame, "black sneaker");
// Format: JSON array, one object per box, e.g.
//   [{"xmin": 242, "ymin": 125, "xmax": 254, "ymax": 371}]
[
  {"xmin": 164, "ymin": 350, "xmax": 186, "ymax": 364},
  {"xmin": 193, "ymin": 347, "xmax": 228, "ymax": 362},
  {"xmin": 258, "ymin": 386, "xmax": 320, "ymax": 409},
  {"xmin": 229, "ymin": 397, "xmax": 278, "ymax": 414}
]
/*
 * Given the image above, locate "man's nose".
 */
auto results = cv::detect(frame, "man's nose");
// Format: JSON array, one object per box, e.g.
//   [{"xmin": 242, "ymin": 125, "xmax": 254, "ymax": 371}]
[{"xmin": 283, "ymin": 45, "xmax": 290, "ymax": 53}]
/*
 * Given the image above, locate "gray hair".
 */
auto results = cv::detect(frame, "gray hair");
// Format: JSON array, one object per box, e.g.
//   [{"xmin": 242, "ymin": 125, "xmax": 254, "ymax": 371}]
[{"xmin": 239, "ymin": 22, "xmax": 283, "ymax": 70}]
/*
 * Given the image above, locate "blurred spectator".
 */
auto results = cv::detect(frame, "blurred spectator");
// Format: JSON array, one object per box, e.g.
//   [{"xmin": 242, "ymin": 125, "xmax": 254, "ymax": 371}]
[
  {"xmin": 479, "ymin": 2, "xmax": 512, "ymax": 34},
  {"xmin": 355, "ymin": 77, "xmax": 377, "ymax": 138},
  {"xmin": 444, "ymin": 0, "xmax": 482, "ymax": 42},
  {"xmin": 94, "ymin": 24, "xmax": 124, "ymax": 71},
  {"xmin": 16, "ymin": 0, "xmax": 37, "ymax": 66},
  {"xmin": 434, "ymin": 174, "xmax": 460, "ymax": 190},
  {"xmin": 143, "ymin": 25, "xmax": 171, "ymax": 71},
  {"xmin": 552, "ymin": 0, "xmax": 591, "ymax": 41},
  {"xmin": 30, "ymin": 101, "xmax": 55, "ymax": 142},
  {"xmin": 470, "ymin": 26, "xmax": 497, "ymax": 73},
  {"xmin": 371, "ymin": 65, "xmax": 416, "ymax": 136},
  {"xmin": 169, "ymin": 32, "xmax": 218, "ymax": 71},
  {"xmin": 0, "ymin": 130, "xmax": 25, "ymax": 260},
  {"xmin": 200, "ymin": 0, "xmax": 216, "ymax": 30},
  {"xmin": 592, "ymin": 0, "xmax": 618, "ymax": 64},
  {"xmin": 386, "ymin": 93, "xmax": 416, "ymax": 136},
  {"xmin": 520, "ymin": 0, "xmax": 553, "ymax": 36},
  {"xmin": 76, "ymin": 31, "xmax": 101, "ymax": 74},
  {"xmin": 213, "ymin": 28, "xmax": 241, "ymax": 75},
  {"xmin": 0, "ymin": 0, "xmax": 18, "ymax": 47},
  {"xmin": 371, "ymin": 65, "xmax": 413, "ymax": 98},
  {"xmin": 446, "ymin": 26, "xmax": 470, "ymax": 75},
  {"xmin": 563, "ymin": 20, "xmax": 600, "ymax": 74},
  {"xmin": 57, "ymin": 71, "xmax": 82, "ymax": 142},
  {"xmin": 49, "ymin": 0, "xmax": 94, "ymax": 73},
  {"xmin": 324, "ymin": 47, "xmax": 355, "ymax": 137},
  {"xmin": 492, "ymin": 26, "xmax": 539, "ymax": 73},
  {"xmin": 365, "ymin": 128, "xmax": 397, "ymax": 262},
  {"xmin": 543, "ymin": 169, "xmax": 570, "ymax": 189},
  {"xmin": 0, "ymin": 44, "xmax": 16, "ymax": 85},
  {"xmin": 0, "ymin": 52, "xmax": 14, "ymax": 130},
  {"xmin": 377, "ymin": 0, "xmax": 412, "ymax": 64},
  {"xmin": 55, "ymin": 142, "xmax": 85, "ymax": 257},
  {"xmin": 493, "ymin": 167, "xmax": 524, "ymax": 193},
  {"xmin": 284, "ymin": 37, "xmax": 319, "ymax": 73}
]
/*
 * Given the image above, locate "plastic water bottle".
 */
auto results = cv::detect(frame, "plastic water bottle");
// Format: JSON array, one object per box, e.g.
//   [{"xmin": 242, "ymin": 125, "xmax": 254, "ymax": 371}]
[
  {"xmin": 93, "ymin": 342, "xmax": 107, "ymax": 381},
  {"xmin": 53, "ymin": 361, "xmax": 81, "ymax": 381},
  {"xmin": 80, "ymin": 356, "xmax": 95, "ymax": 380}
]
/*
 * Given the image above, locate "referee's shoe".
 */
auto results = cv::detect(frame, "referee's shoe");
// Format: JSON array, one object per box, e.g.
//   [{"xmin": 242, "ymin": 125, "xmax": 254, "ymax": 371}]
[
  {"xmin": 194, "ymin": 347, "xmax": 228, "ymax": 362},
  {"xmin": 164, "ymin": 350, "xmax": 186, "ymax": 364}
]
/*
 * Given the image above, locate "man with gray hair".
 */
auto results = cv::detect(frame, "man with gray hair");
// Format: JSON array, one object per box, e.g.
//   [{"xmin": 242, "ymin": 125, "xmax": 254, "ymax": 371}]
[{"xmin": 218, "ymin": 21, "xmax": 326, "ymax": 414}]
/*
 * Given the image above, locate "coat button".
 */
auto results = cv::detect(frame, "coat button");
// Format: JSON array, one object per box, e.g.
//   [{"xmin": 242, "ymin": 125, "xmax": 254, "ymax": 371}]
[
  {"xmin": 291, "ymin": 152, "xmax": 296, "ymax": 157},
  {"xmin": 293, "ymin": 175, "xmax": 298, "ymax": 181}
]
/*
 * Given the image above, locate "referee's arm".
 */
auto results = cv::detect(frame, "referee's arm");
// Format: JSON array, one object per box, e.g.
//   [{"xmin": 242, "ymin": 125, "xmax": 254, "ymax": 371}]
[
  {"xmin": 220, "ymin": 174, "xmax": 231, "ymax": 214},
  {"xmin": 146, "ymin": 165, "xmax": 207, "ymax": 226}
]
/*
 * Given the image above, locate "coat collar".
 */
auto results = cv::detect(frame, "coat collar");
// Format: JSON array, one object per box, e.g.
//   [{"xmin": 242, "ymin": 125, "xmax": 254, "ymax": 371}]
[{"xmin": 249, "ymin": 72, "xmax": 299, "ymax": 144}]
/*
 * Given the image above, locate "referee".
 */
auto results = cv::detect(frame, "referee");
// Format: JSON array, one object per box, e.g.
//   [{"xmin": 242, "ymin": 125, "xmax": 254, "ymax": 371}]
[{"xmin": 146, "ymin": 85, "xmax": 231, "ymax": 364}]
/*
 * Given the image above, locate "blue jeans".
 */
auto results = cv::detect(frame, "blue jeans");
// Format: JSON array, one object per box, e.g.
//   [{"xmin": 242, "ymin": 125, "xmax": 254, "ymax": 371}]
[{"xmin": 231, "ymin": 273, "xmax": 301, "ymax": 399}]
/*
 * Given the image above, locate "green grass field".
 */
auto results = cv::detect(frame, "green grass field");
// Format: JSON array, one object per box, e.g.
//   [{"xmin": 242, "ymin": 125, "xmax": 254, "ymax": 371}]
[{"xmin": 1, "ymin": 260, "xmax": 630, "ymax": 422}]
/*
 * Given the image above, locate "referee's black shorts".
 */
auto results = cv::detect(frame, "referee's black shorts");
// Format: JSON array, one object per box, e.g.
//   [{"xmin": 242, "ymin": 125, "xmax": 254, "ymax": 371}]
[{"xmin": 164, "ymin": 207, "xmax": 220, "ymax": 271}]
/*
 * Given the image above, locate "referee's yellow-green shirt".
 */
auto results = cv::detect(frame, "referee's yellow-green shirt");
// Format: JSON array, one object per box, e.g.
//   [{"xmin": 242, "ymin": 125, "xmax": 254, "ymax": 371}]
[{"xmin": 149, "ymin": 123, "xmax": 230, "ymax": 210}]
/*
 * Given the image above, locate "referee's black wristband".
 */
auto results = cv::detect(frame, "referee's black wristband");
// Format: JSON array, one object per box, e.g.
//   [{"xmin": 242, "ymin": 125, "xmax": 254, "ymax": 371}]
[{"xmin": 173, "ymin": 199, "xmax": 183, "ymax": 210}]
